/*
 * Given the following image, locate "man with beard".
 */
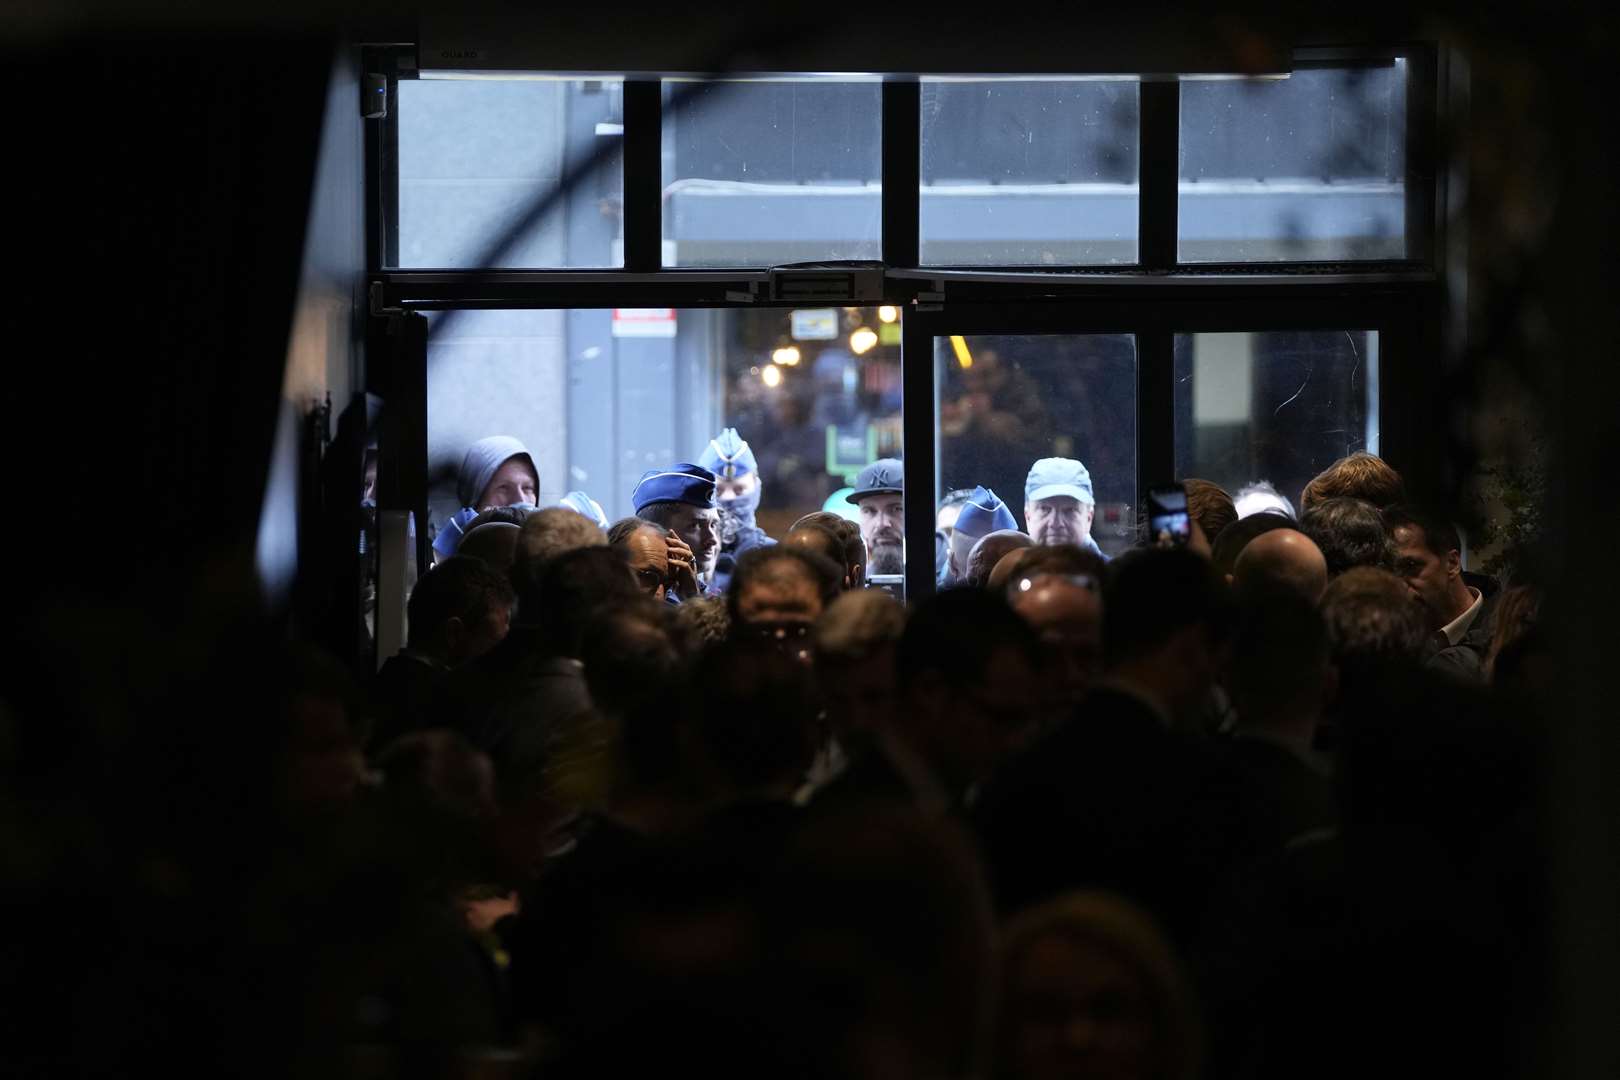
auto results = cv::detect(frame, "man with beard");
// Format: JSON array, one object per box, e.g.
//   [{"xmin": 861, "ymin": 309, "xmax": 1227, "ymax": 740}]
[
  {"xmin": 698, "ymin": 428, "xmax": 775, "ymax": 595},
  {"xmin": 847, "ymin": 458, "xmax": 905, "ymax": 582},
  {"xmin": 1023, "ymin": 457, "xmax": 1106, "ymax": 560}
]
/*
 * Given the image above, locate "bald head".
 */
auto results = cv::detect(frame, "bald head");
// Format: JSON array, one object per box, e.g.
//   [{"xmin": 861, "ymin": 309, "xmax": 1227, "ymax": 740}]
[
  {"xmin": 1234, "ymin": 528, "xmax": 1329, "ymax": 602},
  {"xmin": 987, "ymin": 547, "xmax": 1033, "ymax": 592},
  {"xmin": 1010, "ymin": 573, "xmax": 1104, "ymax": 705},
  {"xmin": 787, "ymin": 524, "xmax": 844, "ymax": 565},
  {"xmin": 457, "ymin": 521, "xmax": 522, "ymax": 573},
  {"xmin": 965, "ymin": 530, "xmax": 1033, "ymax": 588},
  {"xmin": 1011, "ymin": 575, "xmax": 1101, "ymax": 632}
]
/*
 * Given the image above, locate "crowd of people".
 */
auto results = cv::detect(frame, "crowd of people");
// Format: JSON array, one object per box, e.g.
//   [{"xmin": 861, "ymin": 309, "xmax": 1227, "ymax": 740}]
[
  {"xmin": 7, "ymin": 438, "xmax": 1548, "ymax": 1079},
  {"xmin": 429, "ymin": 429, "xmax": 1119, "ymax": 602}
]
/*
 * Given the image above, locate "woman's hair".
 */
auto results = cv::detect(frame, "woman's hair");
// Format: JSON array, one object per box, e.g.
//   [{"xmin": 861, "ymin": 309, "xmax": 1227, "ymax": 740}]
[
  {"xmin": 1000, "ymin": 891, "xmax": 1202, "ymax": 1080},
  {"xmin": 1485, "ymin": 584, "xmax": 1542, "ymax": 682},
  {"xmin": 1181, "ymin": 478, "xmax": 1238, "ymax": 548}
]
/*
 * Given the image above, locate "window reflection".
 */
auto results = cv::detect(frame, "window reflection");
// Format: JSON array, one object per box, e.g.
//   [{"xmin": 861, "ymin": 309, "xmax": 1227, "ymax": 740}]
[
  {"xmin": 921, "ymin": 79, "xmax": 1139, "ymax": 266},
  {"xmin": 662, "ymin": 80, "xmax": 883, "ymax": 267},
  {"xmin": 1179, "ymin": 62, "xmax": 1409, "ymax": 261},
  {"xmin": 1173, "ymin": 330, "xmax": 1378, "ymax": 509},
  {"xmin": 396, "ymin": 77, "xmax": 624, "ymax": 268}
]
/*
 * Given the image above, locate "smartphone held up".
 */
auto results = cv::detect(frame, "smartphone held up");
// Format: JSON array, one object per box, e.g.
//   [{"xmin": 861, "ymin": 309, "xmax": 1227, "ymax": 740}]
[{"xmin": 1146, "ymin": 483, "xmax": 1191, "ymax": 549}]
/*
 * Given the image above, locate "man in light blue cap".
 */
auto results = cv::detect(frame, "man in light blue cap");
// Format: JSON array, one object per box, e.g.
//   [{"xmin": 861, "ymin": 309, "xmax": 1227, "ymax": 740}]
[
  {"xmin": 1024, "ymin": 457, "xmax": 1106, "ymax": 559},
  {"xmin": 698, "ymin": 428, "xmax": 775, "ymax": 594},
  {"xmin": 432, "ymin": 435, "xmax": 539, "ymax": 560},
  {"xmin": 632, "ymin": 462, "xmax": 720, "ymax": 595},
  {"xmin": 944, "ymin": 486, "xmax": 1018, "ymax": 585}
]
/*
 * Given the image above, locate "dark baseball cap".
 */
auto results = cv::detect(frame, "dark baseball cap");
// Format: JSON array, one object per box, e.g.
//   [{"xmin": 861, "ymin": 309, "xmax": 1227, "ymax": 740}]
[{"xmin": 847, "ymin": 458, "xmax": 904, "ymax": 504}]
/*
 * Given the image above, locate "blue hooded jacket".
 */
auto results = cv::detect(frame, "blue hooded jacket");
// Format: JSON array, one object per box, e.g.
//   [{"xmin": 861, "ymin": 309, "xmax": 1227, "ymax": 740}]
[{"xmin": 433, "ymin": 435, "xmax": 537, "ymax": 558}]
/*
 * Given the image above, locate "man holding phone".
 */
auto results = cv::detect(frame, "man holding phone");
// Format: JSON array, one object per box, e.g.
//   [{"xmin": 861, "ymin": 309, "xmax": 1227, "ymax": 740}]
[
  {"xmin": 607, "ymin": 518, "xmax": 703, "ymax": 603},
  {"xmin": 1146, "ymin": 484, "xmax": 1192, "ymax": 549},
  {"xmin": 1023, "ymin": 457, "xmax": 1107, "ymax": 560},
  {"xmin": 631, "ymin": 463, "xmax": 721, "ymax": 599}
]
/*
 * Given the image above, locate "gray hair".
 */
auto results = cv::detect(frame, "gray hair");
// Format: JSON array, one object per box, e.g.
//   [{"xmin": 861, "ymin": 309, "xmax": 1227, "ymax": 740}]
[
  {"xmin": 608, "ymin": 516, "xmax": 671, "ymax": 548},
  {"xmin": 813, "ymin": 589, "xmax": 908, "ymax": 665},
  {"xmin": 512, "ymin": 506, "xmax": 608, "ymax": 602}
]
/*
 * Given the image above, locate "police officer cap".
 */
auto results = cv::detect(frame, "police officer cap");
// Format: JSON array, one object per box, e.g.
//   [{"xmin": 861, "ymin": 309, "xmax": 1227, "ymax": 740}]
[
  {"xmin": 632, "ymin": 463, "xmax": 717, "ymax": 512},
  {"xmin": 698, "ymin": 428, "xmax": 758, "ymax": 480},
  {"xmin": 847, "ymin": 457, "xmax": 904, "ymax": 504},
  {"xmin": 953, "ymin": 485, "xmax": 1018, "ymax": 539}
]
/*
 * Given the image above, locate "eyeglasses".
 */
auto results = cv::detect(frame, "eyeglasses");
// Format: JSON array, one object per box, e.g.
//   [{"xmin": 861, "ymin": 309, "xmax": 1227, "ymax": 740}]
[
  {"xmin": 738, "ymin": 621, "xmax": 814, "ymax": 663},
  {"xmin": 741, "ymin": 621, "xmax": 811, "ymax": 643},
  {"xmin": 1008, "ymin": 573, "xmax": 1099, "ymax": 599}
]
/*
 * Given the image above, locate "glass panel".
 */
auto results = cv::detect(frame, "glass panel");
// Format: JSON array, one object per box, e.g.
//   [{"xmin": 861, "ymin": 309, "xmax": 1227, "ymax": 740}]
[
  {"xmin": 1173, "ymin": 330, "xmax": 1379, "ymax": 513},
  {"xmin": 1179, "ymin": 62, "xmax": 1408, "ymax": 262},
  {"xmin": 425, "ymin": 305, "xmax": 900, "ymax": 579},
  {"xmin": 662, "ymin": 80, "xmax": 883, "ymax": 267},
  {"xmin": 936, "ymin": 335, "xmax": 1139, "ymax": 576},
  {"xmin": 396, "ymin": 77, "xmax": 623, "ymax": 268},
  {"xmin": 921, "ymin": 79, "xmax": 1139, "ymax": 266}
]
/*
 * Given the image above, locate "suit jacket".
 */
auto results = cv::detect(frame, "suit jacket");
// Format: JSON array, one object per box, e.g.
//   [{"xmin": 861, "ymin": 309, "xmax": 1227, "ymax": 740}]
[
  {"xmin": 1428, "ymin": 589, "xmax": 1499, "ymax": 683},
  {"xmin": 807, "ymin": 729, "xmax": 954, "ymax": 818},
  {"xmin": 446, "ymin": 626, "xmax": 600, "ymax": 792},
  {"xmin": 976, "ymin": 686, "xmax": 1248, "ymax": 943},
  {"xmin": 367, "ymin": 650, "xmax": 453, "ymax": 754},
  {"xmin": 1223, "ymin": 733, "xmax": 1336, "ymax": 858}
]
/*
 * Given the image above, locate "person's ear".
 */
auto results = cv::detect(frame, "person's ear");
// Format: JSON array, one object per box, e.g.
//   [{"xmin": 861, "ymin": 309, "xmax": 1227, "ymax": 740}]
[
  {"xmin": 1168, "ymin": 623, "xmax": 1211, "ymax": 671},
  {"xmin": 851, "ymin": 563, "xmax": 866, "ymax": 590},
  {"xmin": 1320, "ymin": 660, "xmax": 1341, "ymax": 711},
  {"xmin": 444, "ymin": 616, "xmax": 468, "ymax": 658},
  {"xmin": 1446, "ymin": 548, "xmax": 1462, "ymax": 579},
  {"xmin": 909, "ymin": 669, "xmax": 952, "ymax": 718}
]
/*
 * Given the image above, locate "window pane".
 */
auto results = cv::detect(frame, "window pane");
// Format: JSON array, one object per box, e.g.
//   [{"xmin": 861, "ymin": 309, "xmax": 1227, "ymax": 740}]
[
  {"xmin": 425, "ymin": 304, "xmax": 900, "ymax": 571},
  {"xmin": 396, "ymin": 78, "xmax": 624, "ymax": 268},
  {"xmin": 1173, "ymin": 330, "xmax": 1378, "ymax": 512},
  {"xmin": 921, "ymin": 79, "xmax": 1139, "ymax": 266},
  {"xmin": 1179, "ymin": 62, "xmax": 1408, "ymax": 262},
  {"xmin": 937, "ymin": 335, "xmax": 1138, "ymax": 572},
  {"xmin": 663, "ymin": 80, "xmax": 882, "ymax": 267}
]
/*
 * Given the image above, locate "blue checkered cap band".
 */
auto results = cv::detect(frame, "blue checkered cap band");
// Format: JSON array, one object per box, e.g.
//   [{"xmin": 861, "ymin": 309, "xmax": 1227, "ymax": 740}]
[
  {"xmin": 698, "ymin": 428, "xmax": 758, "ymax": 480},
  {"xmin": 954, "ymin": 485, "xmax": 1018, "ymax": 538},
  {"xmin": 632, "ymin": 463, "xmax": 717, "ymax": 511}
]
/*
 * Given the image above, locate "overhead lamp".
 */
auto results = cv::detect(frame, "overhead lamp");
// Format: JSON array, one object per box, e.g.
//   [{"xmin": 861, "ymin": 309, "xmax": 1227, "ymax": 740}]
[
  {"xmin": 850, "ymin": 327, "xmax": 879, "ymax": 355},
  {"xmin": 762, "ymin": 364, "xmax": 783, "ymax": 388},
  {"xmin": 878, "ymin": 305, "xmax": 900, "ymax": 324},
  {"xmin": 772, "ymin": 345, "xmax": 802, "ymax": 367}
]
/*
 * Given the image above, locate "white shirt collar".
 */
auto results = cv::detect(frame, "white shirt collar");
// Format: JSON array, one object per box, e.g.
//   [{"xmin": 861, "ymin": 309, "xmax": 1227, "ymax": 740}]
[{"xmin": 1440, "ymin": 586, "xmax": 1484, "ymax": 647}]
